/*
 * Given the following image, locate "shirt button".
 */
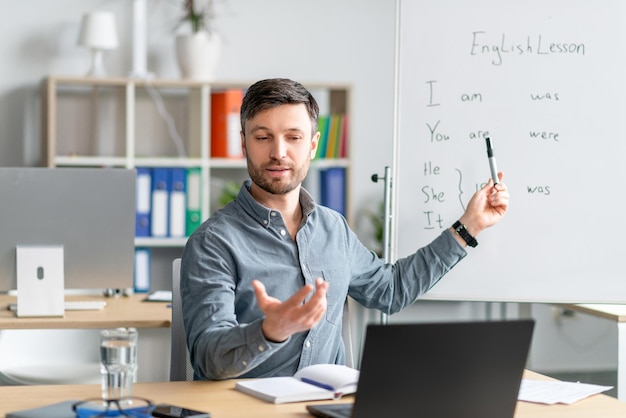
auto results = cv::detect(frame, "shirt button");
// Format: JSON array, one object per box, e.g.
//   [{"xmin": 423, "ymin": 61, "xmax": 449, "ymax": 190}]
[
  {"xmin": 242, "ymin": 360, "xmax": 248, "ymax": 366},
  {"xmin": 258, "ymin": 345, "xmax": 265, "ymax": 352},
  {"xmin": 263, "ymin": 220, "xmax": 268, "ymax": 225},
  {"xmin": 305, "ymin": 341, "xmax": 311, "ymax": 348},
  {"xmin": 280, "ymin": 229, "xmax": 286, "ymax": 236},
  {"xmin": 271, "ymin": 212, "xmax": 277, "ymax": 217}
]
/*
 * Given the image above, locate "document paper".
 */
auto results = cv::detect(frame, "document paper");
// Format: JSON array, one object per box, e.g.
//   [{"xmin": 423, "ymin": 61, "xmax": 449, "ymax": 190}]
[{"xmin": 518, "ymin": 379, "xmax": 613, "ymax": 405}]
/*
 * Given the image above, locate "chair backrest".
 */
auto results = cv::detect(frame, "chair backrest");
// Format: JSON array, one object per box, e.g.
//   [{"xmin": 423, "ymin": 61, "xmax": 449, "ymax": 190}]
[
  {"xmin": 342, "ymin": 298, "xmax": 354, "ymax": 368},
  {"xmin": 170, "ymin": 258, "xmax": 194, "ymax": 381},
  {"xmin": 170, "ymin": 258, "xmax": 355, "ymax": 380}
]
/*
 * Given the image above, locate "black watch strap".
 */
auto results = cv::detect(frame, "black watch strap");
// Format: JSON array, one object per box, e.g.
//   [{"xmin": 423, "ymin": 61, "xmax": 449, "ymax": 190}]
[{"xmin": 452, "ymin": 221, "xmax": 478, "ymax": 248}]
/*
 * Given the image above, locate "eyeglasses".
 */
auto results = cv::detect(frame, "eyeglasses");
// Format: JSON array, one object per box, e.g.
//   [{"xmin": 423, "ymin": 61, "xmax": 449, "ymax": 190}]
[{"xmin": 72, "ymin": 397, "xmax": 155, "ymax": 418}]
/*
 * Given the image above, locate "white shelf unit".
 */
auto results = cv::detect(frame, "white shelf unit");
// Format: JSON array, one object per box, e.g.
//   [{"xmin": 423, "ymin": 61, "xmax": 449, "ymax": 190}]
[{"xmin": 41, "ymin": 76, "xmax": 351, "ymax": 289}]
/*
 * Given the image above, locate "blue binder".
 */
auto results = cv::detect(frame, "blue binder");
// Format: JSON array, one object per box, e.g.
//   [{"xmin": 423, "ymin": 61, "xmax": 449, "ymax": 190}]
[
  {"xmin": 150, "ymin": 168, "xmax": 170, "ymax": 237},
  {"xmin": 135, "ymin": 167, "xmax": 152, "ymax": 237},
  {"xmin": 134, "ymin": 247, "xmax": 151, "ymax": 293},
  {"xmin": 319, "ymin": 167, "xmax": 346, "ymax": 216},
  {"xmin": 169, "ymin": 168, "xmax": 187, "ymax": 238}
]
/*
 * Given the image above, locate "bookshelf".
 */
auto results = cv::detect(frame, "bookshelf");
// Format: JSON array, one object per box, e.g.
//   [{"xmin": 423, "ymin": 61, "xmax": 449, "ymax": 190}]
[{"xmin": 41, "ymin": 76, "xmax": 351, "ymax": 290}]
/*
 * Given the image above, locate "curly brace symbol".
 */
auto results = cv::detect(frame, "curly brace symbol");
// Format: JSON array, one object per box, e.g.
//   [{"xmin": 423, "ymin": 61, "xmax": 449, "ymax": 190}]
[{"xmin": 455, "ymin": 168, "xmax": 466, "ymax": 212}]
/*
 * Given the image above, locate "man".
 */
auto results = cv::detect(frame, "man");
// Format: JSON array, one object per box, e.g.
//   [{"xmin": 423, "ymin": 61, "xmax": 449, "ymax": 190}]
[{"xmin": 181, "ymin": 78, "xmax": 509, "ymax": 380}]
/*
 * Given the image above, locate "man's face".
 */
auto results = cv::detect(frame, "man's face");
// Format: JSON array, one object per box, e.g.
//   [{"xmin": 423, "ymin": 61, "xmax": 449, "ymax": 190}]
[{"xmin": 241, "ymin": 103, "xmax": 319, "ymax": 196}]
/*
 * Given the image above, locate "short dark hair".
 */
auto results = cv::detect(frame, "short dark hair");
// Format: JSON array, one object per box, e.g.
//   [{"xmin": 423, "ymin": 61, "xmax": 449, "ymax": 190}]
[{"xmin": 240, "ymin": 78, "xmax": 319, "ymax": 135}]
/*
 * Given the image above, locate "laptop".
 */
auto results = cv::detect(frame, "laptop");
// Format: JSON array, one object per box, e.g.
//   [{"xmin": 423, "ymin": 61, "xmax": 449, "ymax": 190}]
[{"xmin": 307, "ymin": 319, "xmax": 534, "ymax": 418}]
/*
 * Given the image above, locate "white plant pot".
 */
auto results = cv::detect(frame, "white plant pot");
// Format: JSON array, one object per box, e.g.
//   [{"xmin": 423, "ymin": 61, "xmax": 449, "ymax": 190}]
[{"xmin": 175, "ymin": 32, "xmax": 221, "ymax": 81}]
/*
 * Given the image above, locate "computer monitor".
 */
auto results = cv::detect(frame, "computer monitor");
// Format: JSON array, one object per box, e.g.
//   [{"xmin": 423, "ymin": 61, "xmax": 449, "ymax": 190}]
[{"xmin": 0, "ymin": 167, "xmax": 135, "ymax": 292}]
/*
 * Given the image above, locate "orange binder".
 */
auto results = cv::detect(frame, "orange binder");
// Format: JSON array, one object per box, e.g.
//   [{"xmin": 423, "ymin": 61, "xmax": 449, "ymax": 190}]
[{"xmin": 211, "ymin": 89, "xmax": 244, "ymax": 158}]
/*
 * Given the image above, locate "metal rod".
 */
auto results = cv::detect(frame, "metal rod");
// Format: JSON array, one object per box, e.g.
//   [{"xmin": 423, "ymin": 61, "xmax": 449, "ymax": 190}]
[
  {"xmin": 372, "ymin": 166, "xmax": 393, "ymax": 325},
  {"xmin": 378, "ymin": 0, "xmax": 402, "ymax": 325},
  {"xmin": 380, "ymin": 166, "xmax": 392, "ymax": 325}
]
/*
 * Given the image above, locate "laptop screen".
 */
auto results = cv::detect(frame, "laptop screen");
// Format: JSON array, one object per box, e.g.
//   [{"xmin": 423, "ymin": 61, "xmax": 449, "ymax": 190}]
[{"xmin": 309, "ymin": 320, "xmax": 534, "ymax": 418}]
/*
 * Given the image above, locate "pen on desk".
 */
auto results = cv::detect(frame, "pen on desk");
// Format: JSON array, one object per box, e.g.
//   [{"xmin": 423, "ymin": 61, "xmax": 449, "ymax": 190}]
[
  {"xmin": 485, "ymin": 137, "xmax": 499, "ymax": 184},
  {"xmin": 300, "ymin": 377, "xmax": 335, "ymax": 392}
]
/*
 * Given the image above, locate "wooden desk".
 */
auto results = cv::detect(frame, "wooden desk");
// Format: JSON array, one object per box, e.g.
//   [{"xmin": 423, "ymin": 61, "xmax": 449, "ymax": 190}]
[
  {"xmin": 0, "ymin": 294, "xmax": 171, "ymax": 329},
  {"xmin": 562, "ymin": 304, "xmax": 626, "ymax": 401},
  {"xmin": 0, "ymin": 293, "xmax": 172, "ymax": 382},
  {"xmin": 1, "ymin": 371, "xmax": 625, "ymax": 418}
]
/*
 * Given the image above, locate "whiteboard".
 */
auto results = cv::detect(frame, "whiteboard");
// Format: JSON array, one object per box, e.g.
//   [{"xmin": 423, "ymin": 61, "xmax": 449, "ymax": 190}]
[{"xmin": 394, "ymin": 0, "xmax": 626, "ymax": 303}]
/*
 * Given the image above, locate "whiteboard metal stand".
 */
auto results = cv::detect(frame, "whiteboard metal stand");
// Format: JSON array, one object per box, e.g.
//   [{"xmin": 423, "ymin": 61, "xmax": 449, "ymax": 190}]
[
  {"xmin": 372, "ymin": 0, "xmax": 403, "ymax": 326},
  {"xmin": 371, "ymin": 166, "xmax": 393, "ymax": 325},
  {"xmin": 485, "ymin": 301, "xmax": 511, "ymax": 321}
]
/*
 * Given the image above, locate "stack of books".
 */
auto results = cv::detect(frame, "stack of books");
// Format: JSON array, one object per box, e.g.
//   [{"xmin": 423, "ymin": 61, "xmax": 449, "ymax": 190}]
[{"xmin": 315, "ymin": 114, "xmax": 348, "ymax": 159}]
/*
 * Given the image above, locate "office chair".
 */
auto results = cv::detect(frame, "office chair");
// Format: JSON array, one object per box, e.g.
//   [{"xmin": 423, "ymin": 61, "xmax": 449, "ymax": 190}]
[
  {"xmin": 169, "ymin": 258, "xmax": 355, "ymax": 381},
  {"xmin": 170, "ymin": 258, "xmax": 194, "ymax": 381}
]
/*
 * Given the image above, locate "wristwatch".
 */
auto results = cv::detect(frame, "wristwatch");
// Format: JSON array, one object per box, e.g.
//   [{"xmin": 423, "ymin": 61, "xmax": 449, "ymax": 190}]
[{"xmin": 452, "ymin": 221, "xmax": 478, "ymax": 248}]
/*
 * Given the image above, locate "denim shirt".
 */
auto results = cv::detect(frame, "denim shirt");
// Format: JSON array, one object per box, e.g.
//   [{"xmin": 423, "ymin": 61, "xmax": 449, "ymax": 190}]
[{"xmin": 181, "ymin": 180, "xmax": 467, "ymax": 380}]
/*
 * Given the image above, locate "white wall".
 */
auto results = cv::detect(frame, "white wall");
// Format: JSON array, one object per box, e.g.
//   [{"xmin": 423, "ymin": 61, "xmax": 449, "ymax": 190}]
[
  {"xmin": 0, "ymin": 0, "xmax": 615, "ymax": 380},
  {"xmin": 389, "ymin": 302, "xmax": 618, "ymax": 374},
  {"xmin": 0, "ymin": 0, "xmax": 395, "ymax": 223}
]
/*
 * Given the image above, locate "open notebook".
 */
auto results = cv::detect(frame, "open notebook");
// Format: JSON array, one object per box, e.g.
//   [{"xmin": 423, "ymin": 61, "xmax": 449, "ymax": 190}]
[{"xmin": 307, "ymin": 320, "xmax": 534, "ymax": 418}]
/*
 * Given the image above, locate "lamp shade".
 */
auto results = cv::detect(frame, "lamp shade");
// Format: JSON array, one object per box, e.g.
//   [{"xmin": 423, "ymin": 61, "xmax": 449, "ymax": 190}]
[{"xmin": 78, "ymin": 11, "xmax": 119, "ymax": 50}]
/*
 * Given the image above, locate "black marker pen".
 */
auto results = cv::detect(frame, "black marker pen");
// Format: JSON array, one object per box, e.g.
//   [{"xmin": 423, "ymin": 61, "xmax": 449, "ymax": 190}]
[{"xmin": 485, "ymin": 137, "xmax": 499, "ymax": 184}]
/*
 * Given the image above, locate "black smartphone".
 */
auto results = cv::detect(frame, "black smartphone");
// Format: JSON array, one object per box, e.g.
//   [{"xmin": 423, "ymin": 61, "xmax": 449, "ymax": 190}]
[{"xmin": 152, "ymin": 404, "xmax": 211, "ymax": 418}]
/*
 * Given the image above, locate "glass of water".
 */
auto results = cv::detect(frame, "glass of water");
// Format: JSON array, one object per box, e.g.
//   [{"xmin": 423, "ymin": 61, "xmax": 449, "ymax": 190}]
[{"xmin": 100, "ymin": 327, "xmax": 138, "ymax": 400}]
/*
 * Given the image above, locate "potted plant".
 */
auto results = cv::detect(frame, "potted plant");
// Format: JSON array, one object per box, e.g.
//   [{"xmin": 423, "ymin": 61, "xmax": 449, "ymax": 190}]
[
  {"xmin": 218, "ymin": 180, "xmax": 239, "ymax": 207},
  {"xmin": 175, "ymin": 0, "xmax": 221, "ymax": 80}
]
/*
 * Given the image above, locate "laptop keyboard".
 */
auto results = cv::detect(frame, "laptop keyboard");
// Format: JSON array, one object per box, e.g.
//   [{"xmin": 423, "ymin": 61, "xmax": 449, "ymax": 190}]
[{"xmin": 8, "ymin": 300, "xmax": 106, "ymax": 311}]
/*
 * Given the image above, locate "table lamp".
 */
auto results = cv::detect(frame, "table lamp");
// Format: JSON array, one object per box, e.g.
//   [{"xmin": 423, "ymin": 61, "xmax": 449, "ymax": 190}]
[{"xmin": 78, "ymin": 11, "xmax": 119, "ymax": 77}]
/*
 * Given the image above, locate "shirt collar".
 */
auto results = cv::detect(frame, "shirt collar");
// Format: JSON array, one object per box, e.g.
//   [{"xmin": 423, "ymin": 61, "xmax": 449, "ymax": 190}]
[{"xmin": 236, "ymin": 179, "xmax": 316, "ymax": 228}]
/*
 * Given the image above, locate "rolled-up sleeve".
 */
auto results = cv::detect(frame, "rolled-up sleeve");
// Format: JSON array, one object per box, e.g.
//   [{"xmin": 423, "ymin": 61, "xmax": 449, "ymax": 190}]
[{"xmin": 347, "ymin": 229, "xmax": 467, "ymax": 314}]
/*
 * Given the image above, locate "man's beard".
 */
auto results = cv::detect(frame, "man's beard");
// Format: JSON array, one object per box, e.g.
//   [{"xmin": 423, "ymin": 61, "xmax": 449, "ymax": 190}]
[{"xmin": 247, "ymin": 158, "xmax": 310, "ymax": 195}]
